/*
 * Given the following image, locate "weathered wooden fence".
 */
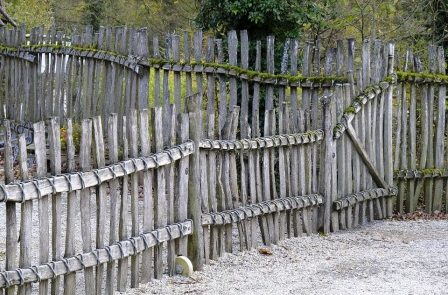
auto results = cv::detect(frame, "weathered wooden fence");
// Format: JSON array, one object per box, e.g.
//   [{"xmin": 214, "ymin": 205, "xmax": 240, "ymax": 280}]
[{"xmin": 0, "ymin": 25, "xmax": 446, "ymax": 294}]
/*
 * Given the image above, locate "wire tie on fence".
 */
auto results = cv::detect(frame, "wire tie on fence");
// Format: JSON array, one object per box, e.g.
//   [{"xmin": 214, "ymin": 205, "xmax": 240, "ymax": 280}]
[
  {"xmin": 62, "ymin": 174, "xmax": 72, "ymax": 192},
  {"xmin": 77, "ymin": 172, "xmax": 86, "ymax": 189},
  {"xmin": 116, "ymin": 242, "xmax": 125, "ymax": 258},
  {"xmin": 92, "ymin": 170, "xmax": 102, "ymax": 185},
  {"xmin": 0, "ymin": 272, "xmax": 11, "ymax": 288},
  {"xmin": 247, "ymin": 205, "xmax": 257, "ymax": 217},
  {"xmin": 217, "ymin": 212, "xmax": 226, "ymax": 224},
  {"xmin": 18, "ymin": 182, "xmax": 26, "ymax": 203},
  {"xmin": 254, "ymin": 203, "xmax": 265, "ymax": 214},
  {"xmin": 108, "ymin": 166, "xmax": 117, "ymax": 179},
  {"xmin": 273, "ymin": 200, "xmax": 281, "ymax": 212},
  {"xmin": 217, "ymin": 140, "xmax": 225, "ymax": 150},
  {"xmin": 30, "ymin": 180, "xmax": 42, "ymax": 200},
  {"xmin": 285, "ymin": 134, "xmax": 292, "ymax": 145},
  {"xmin": 140, "ymin": 157, "xmax": 150, "ymax": 171},
  {"xmin": 46, "ymin": 261, "xmax": 57, "ymax": 279},
  {"xmin": 165, "ymin": 226, "xmax": 173, "ymax": 240},
  {"xmin": 104, "ymin": 246, "xmax": 113, "ymax": 261},
  {"xmin": 92, "ymin": 250, "xmax": 100, "ymax": 266},
  {"xmin": 49, "ymin": 177, "xmax": 58, "ymax": 194},
  {"xmin": 150, "ymin": 155, "xmax": 159, "ymax": 169},
  {"xmin": 164, "ymin": 149, "xmax": 175, "ymax": 162},
  {"xmin": 284, "ymin": 198, "xmax": 293, "ymax": 210},
  {"xmin": 131, "ymin": 158, "xmax": 139, "ymax": 171},
  {"xmin": 232, "ymin": 210, "xmax": 241, "ymax": 222},
  {"xmin": 210, "ymin": 213, "xmax": 217, "ymax": 225},
  {"xmin": 260, "ymin": 137, "xmax": 268, "ymax": 148},
  {"xmin": 62, "ymin": 258, "xmax": 70, "ymax": 272},
  {"xmin": 118, "ymin": 162, "xmax": 128, "ymax": 176},
  {"xmin": 129, "ymin": 237, "xmax": 138, "ymax": 254},
  {"xmin": 173, "ymin": 145, "xmax": 186, "ymax": 157},
  {"xmin": 15, "ymin": 269, "xmax": 24, "ymax": 286},
  {"xmin": 75, "ymin": 254, "xmax": 85, "ymax": 268},
  {"xmin": 240, "ymin": 208, "xmax": 249, "ymax": 219},
  {"xmin": 221, "ymin": 140, "xmax": 229, "ymax": 150},
  {"xmin": 150, "ymin": 231, "xmax": 160, "ymax": 244},
  {"xmin": 235, "ymin": 140, "xmax": 243, "ymax": 150},
  {"xmin": 0, "ymin": 183, "xmax": 9, "ymax": 202},
  {"xmin": 139, "ymin": 234, "xmax": 149, "ymax": 249},
  {"xmin": 30, "ymin": 265, "xmax": 41, "ymax": 282},
  {"xmin": 360, "ymin": 191, "xmax": 368, "ymax": 201},
  {"xmin": 241, "ymin": 138, "xmax": 251, "ymax": 150},
  {"xmin": 176, "ymin": 223, "xmax": 185, "ymax": 237}
]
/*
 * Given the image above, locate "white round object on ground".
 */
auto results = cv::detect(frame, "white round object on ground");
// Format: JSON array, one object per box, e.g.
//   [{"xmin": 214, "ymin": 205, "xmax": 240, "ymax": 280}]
[{"xmin": 175, "ymin": 255, "xmax": 193, "ymax": 277}]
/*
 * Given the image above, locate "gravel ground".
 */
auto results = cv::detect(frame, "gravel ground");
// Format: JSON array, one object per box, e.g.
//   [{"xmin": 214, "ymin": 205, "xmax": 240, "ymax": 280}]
[{"xmin": 128, "ymin": 220, "xmax": 448, "ymax": 295}]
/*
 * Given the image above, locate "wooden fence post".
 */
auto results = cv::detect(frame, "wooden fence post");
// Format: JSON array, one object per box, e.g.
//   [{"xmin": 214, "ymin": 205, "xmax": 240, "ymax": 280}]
[
  {"xmin": 321, "ymin": 94, "xmax": 335, "ymax": 234},
  {"xmin": 384, "ymin": 43, "xmax": 395, "ymax": 217},
  {"xmin": 187, "ymin": 93, "xmax": 204, "ymax": 270}
]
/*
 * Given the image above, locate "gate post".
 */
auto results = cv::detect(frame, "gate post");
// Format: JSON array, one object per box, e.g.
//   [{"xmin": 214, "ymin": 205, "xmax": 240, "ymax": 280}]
[
  {"xmin": 321, "ymin": 93, "xmax": 336, "ymax": 234},
  {"xmin": 186, "ymin": 93, "xmax": 205, "ymax": 270},
  {"xmin": 384, "ymin": 43, "xmax": 395, "ymax": 217}
]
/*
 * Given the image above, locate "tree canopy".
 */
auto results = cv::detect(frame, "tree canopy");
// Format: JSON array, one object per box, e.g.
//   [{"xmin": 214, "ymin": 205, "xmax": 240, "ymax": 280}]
[{"xmin": 195, "ymin": 0, "xmax": 333, "ymax": 42}]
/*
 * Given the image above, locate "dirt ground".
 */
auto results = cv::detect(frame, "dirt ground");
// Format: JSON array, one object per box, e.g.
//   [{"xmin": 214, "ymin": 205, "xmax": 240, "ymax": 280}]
[{"xmin": 128, "ymin": 220, "xmax": 448, "ymax": 295}]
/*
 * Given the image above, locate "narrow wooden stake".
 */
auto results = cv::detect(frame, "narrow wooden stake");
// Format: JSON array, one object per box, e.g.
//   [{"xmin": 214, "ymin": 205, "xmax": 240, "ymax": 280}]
[
  {"xmin": 187, "ymin": 94, "xmax": 205, "ymax": 270},
  {"xmin": 321, "ymin": 95, "xmax": 333, "ymax": 234},
  {"xmin": 176, "ymin": 114, "xmax": 190, "ymax": 256},
  {"xmin": 93, "ymin": 116, "xmax": 107, "ymax": 293},
  {"xmin": 79, "ymin": 119, "xmax": 95, "ymax": 295},
  {"xmin": 4, "ymin": 120, "xmax": 17, "ymax": 295},
  {"xmin": 64, "ymin": 119, "xmax": 76, "ymax": 295},
  {"xmin": 117, "ymin": 116, "xmax": 129, "ymax": 291},
  {"xmin": 139, "ymin": 109, "xmax": 154, "ymax": 283},
  {"xmin": 18, "ymin": 134, "xmax": 32, "ymax": 295},
  {"xmin": 48, "ymin": 117, "xmax": 62, "ymax": 295},
  {"xmin": 384, "ymin": 43, "xmax": 395, "ymax": 217},
  {"xmin": 152, "ymin": 107, "xmax": 166, "ymax": 278},
  {"xmin": 34, "ymin": 121, "xmax": 50, "ymax": 295},
  {"xmin": 166, "ymin": 105, "xmax": 177, "ymax": 274}
]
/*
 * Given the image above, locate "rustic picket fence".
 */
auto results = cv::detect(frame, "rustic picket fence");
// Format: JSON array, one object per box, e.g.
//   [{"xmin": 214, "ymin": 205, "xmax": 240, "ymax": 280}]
[{"xmin": 0, "ymin": 25, "xmax": 447, "ymax": 294}]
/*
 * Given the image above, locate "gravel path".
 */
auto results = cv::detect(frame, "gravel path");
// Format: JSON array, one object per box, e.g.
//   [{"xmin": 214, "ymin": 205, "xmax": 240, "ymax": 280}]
[{"xmin": 128, "ymin": 220, "xmax": 448, "ymax": 295}]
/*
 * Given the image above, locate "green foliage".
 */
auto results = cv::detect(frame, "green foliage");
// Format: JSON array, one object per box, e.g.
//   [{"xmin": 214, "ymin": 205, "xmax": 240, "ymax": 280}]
[
  {"xmin": 82, "ymin": 0, "xmax": 104, "ymax": 30},
  {"xmin": 195, "ymin": 0, "xmax": 334, "ymax": 41},
  {"xmin": 4, "ymin": 0, "xmax": 53, "ymax": 28}
]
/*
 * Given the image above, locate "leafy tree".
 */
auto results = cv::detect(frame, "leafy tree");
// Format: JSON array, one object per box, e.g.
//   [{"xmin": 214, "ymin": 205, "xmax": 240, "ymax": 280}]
[
  {"xmin": 82, "ymin": 0, "xmax": 104, "ymax": 30},
  {"xmin": 3, "ymin": 0, "xmax": 52, "ymax": 28},
  {"xmin": 195, "ymin": 0, "xmax": 334, "ymax": 42}
]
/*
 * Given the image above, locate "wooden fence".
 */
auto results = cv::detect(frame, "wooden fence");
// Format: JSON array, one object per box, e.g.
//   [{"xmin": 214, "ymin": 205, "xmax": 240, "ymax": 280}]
[{"xmin": 0, "ymin": 25, "xmax": 446, "ymax": 294}]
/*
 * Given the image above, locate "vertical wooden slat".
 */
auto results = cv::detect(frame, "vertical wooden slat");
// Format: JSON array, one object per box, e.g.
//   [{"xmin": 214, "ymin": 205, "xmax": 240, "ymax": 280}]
[
  {"xmin": 49, "ymin": 117, "xmax": 62, "ymax": 295},
  {"xmin": 384, "ymin": 43, "xmax": 395, "ymax": 217},
  {"xmin": 34, "ymin": 121, "xmax": 50, "ymax": 295},
  {"xmin": 64, "ymin": 119, "xmax": 76, "ymax": 295},
  {"xmin": 433, "ymin": 46, "xmax": 445, "ymax": 212},
  {"xmin": 93, "ymin": 116, "xmax": 106, "ymax": 293},
  {"xmin": 153, "ymin": 35, "xmax": 161, "ymax": 107},
  {"xmin": 176, "ymin": 113, "xmax": 190, "ymax": 256},
  {"xmin": 262, "ymin": 110, "xmax": 274, "ymax": 243},
  {"xmin": 153, "ymin": 107, "xmax": 166, "ymax": 278},
  {"xmin": 139, "ymin": 109, "xmax": 153, "ymax": 283},
  {"xmin": 4, "ymin": 120, "xmax": 17, "ymax": 295},
  {"xmin": 117, "ymin": 115, "xmax": 129, "ymax": 291},
  {"xmin": 186, "ymin": 94, "xmax": 204, "ymax": 269},
  {"xmin": 166, "ymin": 105, "xmax": 177, "ymax": 274},
  {"xmin": 79, "ymin": 119, "xmax": 95, "ymax": 295},
  {"xmin": 18, "ymin": 133, "xmax": 31, "ymax": 295},
  {"xmin": 128, "ymin": 110, "xmax": 140, "ymax": 287},
  {"xmin": 105, "ymin": 114, "xmax": 119, "ymax": 293}
]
